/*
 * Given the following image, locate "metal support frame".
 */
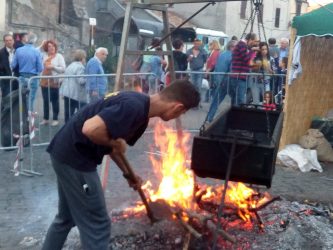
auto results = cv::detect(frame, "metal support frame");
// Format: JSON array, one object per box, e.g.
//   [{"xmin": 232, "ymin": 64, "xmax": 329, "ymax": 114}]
[
  {"xmin": 114, "ymin": 1, "xmax": 175, "ymax": 90},
  {"xmin": 115, "ymin": 0, "xmax": 247, "ymax": 89},
  {"xmin": 211, "ymin": 137, "xmax": 237, "ymax": 250},
  {"xmin": 114, "ymin": 2, "xmax": 134, "ymax": 90}
]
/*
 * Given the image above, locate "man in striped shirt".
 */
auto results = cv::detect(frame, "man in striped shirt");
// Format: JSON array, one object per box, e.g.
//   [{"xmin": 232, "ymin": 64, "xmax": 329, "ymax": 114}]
[{"xmin": 230, "ymin": 33, "xmax": 259, "ymax": 105}]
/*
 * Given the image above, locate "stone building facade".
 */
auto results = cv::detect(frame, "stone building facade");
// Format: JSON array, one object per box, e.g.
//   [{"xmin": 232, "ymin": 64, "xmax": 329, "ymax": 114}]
[
  {"xmin": 1, "ymin": 0, "xmax": 92, "ymax": 60},
  {"xmin": 1, "ymin": 0, "xmax": 162, "ymax": 63},
  {"xmin": 171, "ymin": 0, "xmax": 309, "ymax": 40}
]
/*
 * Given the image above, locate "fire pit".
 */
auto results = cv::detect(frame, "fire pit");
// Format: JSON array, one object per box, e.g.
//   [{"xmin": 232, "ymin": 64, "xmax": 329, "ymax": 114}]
[
  {"xmin": 110, "ymin": 199, "xmax": 333, "ymax": 250},
  {"xmin": 108, "ymin": 122, "xmax": 333, "ymax": 250}
]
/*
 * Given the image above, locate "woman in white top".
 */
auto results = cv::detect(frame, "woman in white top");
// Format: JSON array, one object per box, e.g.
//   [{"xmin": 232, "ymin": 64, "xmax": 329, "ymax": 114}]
[
  {"xmin": 60, "ymin": 49, "xmax": 87, "ymax": 123},
  {"xmin": 40, "ymin": 40, "xmax": 66, "ymax": 126}
]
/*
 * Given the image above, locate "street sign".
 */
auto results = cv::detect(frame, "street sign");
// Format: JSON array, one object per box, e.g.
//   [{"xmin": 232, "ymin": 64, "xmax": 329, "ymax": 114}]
[{"xmin": 89, "ymin": 18, "xmax": 97, "ymax": 26}]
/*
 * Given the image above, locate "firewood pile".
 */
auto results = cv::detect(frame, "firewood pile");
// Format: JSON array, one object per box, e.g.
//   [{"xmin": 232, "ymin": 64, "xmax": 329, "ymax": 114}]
[{"xmin": 160, "ymin": 184, "xmax": 281, "ymax": 248}]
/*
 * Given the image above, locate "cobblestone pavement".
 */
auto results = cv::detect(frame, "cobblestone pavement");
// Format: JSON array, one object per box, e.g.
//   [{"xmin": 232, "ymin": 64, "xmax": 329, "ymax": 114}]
[{"xmin": 1, "ymin": 107, "xmax": 333, "ymax": 249}]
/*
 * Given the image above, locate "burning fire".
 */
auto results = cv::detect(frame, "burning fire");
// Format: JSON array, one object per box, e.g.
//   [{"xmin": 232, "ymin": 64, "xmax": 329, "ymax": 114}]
[
  {"xmin": 126, "ymin": 122, "xmax": 271, "ymax": 228},
  {"xmin": 142, "ymin": 121, "xmax": 194, "ymax": 209}
]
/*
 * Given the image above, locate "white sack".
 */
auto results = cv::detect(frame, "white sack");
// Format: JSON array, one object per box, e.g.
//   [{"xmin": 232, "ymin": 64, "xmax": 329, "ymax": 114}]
[{"xmin": 277, "ymin": 144, "xmax": 323, "ymax": 172}]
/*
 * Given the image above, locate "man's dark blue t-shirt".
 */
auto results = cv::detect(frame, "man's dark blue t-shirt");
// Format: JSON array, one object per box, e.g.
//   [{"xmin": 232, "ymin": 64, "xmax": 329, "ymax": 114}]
[{"xmin": 47, "ymin": 91, "xmax": 150, "ymax": 172}]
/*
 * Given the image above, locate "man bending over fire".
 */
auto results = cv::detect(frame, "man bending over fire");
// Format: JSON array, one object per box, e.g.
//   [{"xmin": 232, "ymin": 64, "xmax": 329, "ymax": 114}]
[{"xmin": 42, "ymin": 79, "xmax": 200, "ymax": 250}]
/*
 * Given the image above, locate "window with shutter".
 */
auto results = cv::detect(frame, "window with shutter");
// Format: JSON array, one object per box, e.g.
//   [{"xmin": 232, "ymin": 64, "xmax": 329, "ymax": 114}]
[
  {"xmin": 240, "ymin": 1, "xmax": 247, "ymax": 19},
  {"xmin": 275, "ymin": 8, "xmax": 280, "ymax": 28}
]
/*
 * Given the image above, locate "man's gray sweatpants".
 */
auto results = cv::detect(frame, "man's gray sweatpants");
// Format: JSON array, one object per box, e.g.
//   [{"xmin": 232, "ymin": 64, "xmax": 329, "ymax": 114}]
[{"xmin": 42, "ymin": 156, "xmax": 111, "ymax": 250}]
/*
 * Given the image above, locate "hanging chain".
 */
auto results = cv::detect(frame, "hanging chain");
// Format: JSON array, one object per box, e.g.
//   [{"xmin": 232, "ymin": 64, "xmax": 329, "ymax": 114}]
[
  {"xmin": 265, "ymin": 110, "xmax": 271, "ymax": 138},
  {"xmin": 250, "ymin": 8, "xmax": 256, "ymax": 34},
  {"xmin": 241, "ymin": 0, "xmax": 267, "ymax": 43},
  {"xmin": 241, "ymin": 7, "xmax": 256, "ymax": 39},
  {"xmin": 261, "ymin": 13, "xmax": 268, "ymax": 43},
  {"xmin": 256, "ymin": 9, "xmax": 261, "ymax": 41}
]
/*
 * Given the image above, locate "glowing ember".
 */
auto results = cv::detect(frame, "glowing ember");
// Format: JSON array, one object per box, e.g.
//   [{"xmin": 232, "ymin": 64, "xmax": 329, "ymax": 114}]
[{"xmin": 199, "ymin": 182, "xmax": 272, "ymax": 228}]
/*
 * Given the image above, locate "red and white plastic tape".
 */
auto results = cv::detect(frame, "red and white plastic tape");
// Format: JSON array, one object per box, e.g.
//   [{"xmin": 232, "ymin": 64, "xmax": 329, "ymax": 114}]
[{"xmin": 12, "ymin": 112, "xmax": 36, "ymax": 176}]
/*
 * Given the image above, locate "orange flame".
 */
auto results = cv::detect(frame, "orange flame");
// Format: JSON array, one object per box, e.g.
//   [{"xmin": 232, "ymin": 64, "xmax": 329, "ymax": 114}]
[
  {"xmin": 142, "ymin": 122, "xmax": 194, "ymax": 209},
  {"xmin": 227, "ymin": 182, "xmax": 257, "ymax": 221}
]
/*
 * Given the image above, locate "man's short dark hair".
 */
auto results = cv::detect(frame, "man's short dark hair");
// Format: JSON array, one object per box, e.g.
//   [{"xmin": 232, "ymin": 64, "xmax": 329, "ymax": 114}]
[
  {"xmin": 19, "ymin": 32, "xmax": 28, "ymax": 40},
  {"xmin": 172, "ymin": 39, "xmax": 183, "ymax": 50},
  {"xmin": 226, "ymin": 40, "xmax": 237, "ymax": 51},
  {"xmin": 151, "ymin": 37, "xmax": 161, "ymax": 48},
  {"xmin": 160, "ymin": 79, "xmax": 200, "ymax": 109},
  {"xmin": 245, "ymin": 33, "xmax": 257, "ymax": 41},
  {"xmin": 281, "ymin": 57, "xmax": 288, "ymax": 66},
  {"xmin": 268, "ymin": 38, "xmax": 276, "ymax": 45},
  {"xmin": 3, "ymin": 33, "xmax": 13, "ymax": 41}
]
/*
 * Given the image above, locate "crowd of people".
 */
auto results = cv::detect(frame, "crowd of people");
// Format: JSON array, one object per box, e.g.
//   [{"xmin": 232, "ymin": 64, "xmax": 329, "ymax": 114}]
[
  {"xmin": 0, "ymin": 32, "xmax": 110, "ymax": 126},
  {"xmin": 0, "ymin": 31, "xmax": 290, "ymax": 126},
  {"xmin": 131, "ymin": 33, "xmax": 289, "ymax": 122}
]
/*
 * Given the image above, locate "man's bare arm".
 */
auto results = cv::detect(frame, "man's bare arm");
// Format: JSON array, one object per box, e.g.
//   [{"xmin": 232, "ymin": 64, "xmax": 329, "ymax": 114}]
[{"xmin": 82, "ymin": 115, "xmax": 126, "ymax": 153}]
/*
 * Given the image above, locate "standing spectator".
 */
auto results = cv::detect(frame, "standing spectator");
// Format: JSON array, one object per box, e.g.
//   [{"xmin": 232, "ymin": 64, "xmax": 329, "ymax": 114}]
[
  {"xmin": 279, "ymin": 38, "xmax": 289, "ymax": 63},
  {"xmin": 86, "ymin": 47, "xmax": 108, "ymax": 102},
  {"xmin": 268, "ymin": 37, "xmax": 279, "ymax": 69},
  {"xmin": 206, "ymin": 40, "xmax": 237, "ymax": 122},
  {"xmin": 274, "ymin": 38, "xmax": 289, "ymax": 100},
  {"xmin": 230, "ymin": 32, "xmax": 259, "ymax": 105},
  {"xmin": 268, "ymin": 38, "xmax": 279, "ymax": 57},
  {"xmin": 39, "ymin": 40, "xmax": 66, "ymax": 126},
  {"xmin": 11, "ymin": 32, "xmax": 43, "ymax": 111},
  {"xmin": 165, "ymin": 39, "xmax": 188, "ymax": 86},
  {"xmin": 186, "ymin": 38, "xmax": 208, "ymax": 92},
  {"xmin": 250, "ymin": 42, "xmax": 275, "ymax": 104},
  {"xmin": 276, "ymin": 57, "xmax": 288, "ymax": 105},
  {"xmin": 138, "ymin": 38, "xmax": 161, "ymax": 93},
  {"xmin": 0, "ymin": 33, "xmax": 18, "ymax": 97},
  {"xmin": 172, "ymin": 39, "xmax": 188, "ymax": 79},
  {"xmin": 205, "ymin": 40, "xmax": 221, "ymax": 102},
  {"xmin": 60, "ymin": 49, "xmax": 87, "ymax": 123},
  {"xmin": 14, "ymin": 32, "xmax": 28, "ymax": 50},
  {"xmin": 219, "ymin": 38, "xmax": 225, "ymax": 51},
  {"xmin": 149, "ymin": 47, "xmax": 167, "ymax": 93}
]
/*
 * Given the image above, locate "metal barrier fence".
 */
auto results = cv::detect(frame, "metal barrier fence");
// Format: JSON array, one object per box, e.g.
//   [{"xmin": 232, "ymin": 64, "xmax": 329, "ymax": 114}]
[
  {"xmin": 173, "ymin": 70, "xmax": 286, "ymax": 130},
  {"xmin": 0, "ymin": 73, "xmax": 159, "ymax": 176},
  {"xmin": 0, "ymin": 76, "xmax": 21, "ymax": 151},
  {"xmin": 176, "ymin": 71, "xmax": 286, "ymax": 105},
  {"xmin": 0, "ymin": 71, "xmax": 286, "ymax": 176}
]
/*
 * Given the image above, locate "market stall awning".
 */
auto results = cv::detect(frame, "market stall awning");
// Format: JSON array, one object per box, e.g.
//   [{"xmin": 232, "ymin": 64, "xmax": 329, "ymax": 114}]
[{"xmin": 292, "ymin": 3, "xmax": 333, "ymax": 37}]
